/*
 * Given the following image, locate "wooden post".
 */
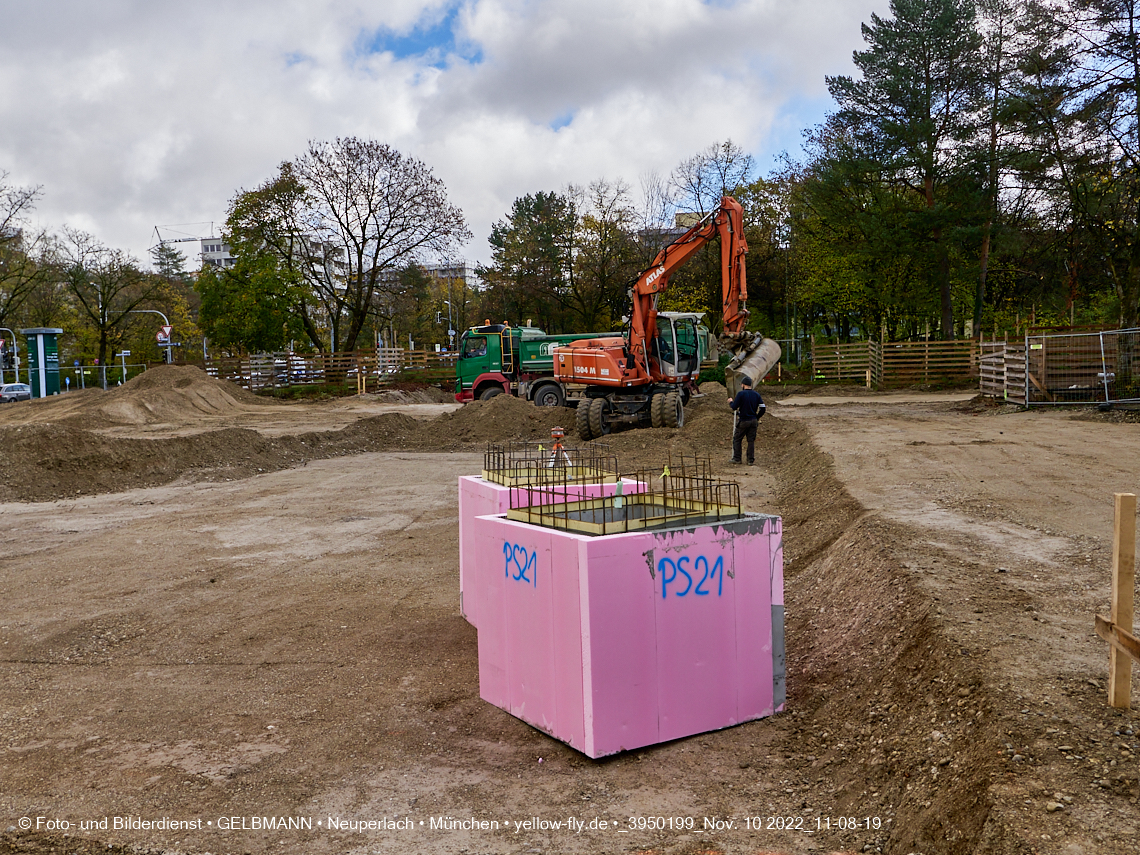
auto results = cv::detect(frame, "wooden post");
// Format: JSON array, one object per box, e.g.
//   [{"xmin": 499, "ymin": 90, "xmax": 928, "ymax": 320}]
[{"xmin": 1110, "ymin": 492, "xmax": 1136, "ymax": 709}]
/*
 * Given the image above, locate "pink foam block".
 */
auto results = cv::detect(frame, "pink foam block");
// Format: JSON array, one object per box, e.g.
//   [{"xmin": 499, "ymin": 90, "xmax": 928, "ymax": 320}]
[
  {"xmin": 472, "ymin": 512, "xmax": 784, "ymax": 758},
  {"xmin": 458, "ymin": 476, "xmax": 641, "ymax": 627}
]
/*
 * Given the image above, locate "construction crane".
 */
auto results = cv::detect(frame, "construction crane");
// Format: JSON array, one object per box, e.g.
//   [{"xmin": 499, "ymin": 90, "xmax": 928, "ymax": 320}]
[{"xmin": 150, "ymin": 224, "xmax": 218, "ymax": 257}]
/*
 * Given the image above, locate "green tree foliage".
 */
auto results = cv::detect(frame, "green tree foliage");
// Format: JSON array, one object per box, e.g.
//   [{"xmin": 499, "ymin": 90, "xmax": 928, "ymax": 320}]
[
  {"xmin": 222, "ymin": 163, "xmax": 329, "ymax": 351},
  {"xmin": 196, "ymin": 254, "xmax": 300, "ymax": 354},
  {"xmin": 1010, "ymin": 0, "xmax": 1140, "ymax": 326},
  {"xmin": 222, "ymin": 139, "xmax": 470, "ymax": 353},
  {"xmin": 826, "ymin": 0, "xmax": 986, "ymax": 338},
  {"xmin": 150, "ymin": 243, "xmax": 190, "ymax": 284},
  {"xmin": 735, "ymin": 176, "xmax": 793, "ymax": 335},
  {"xmin": 479, "ymin": 191, "xmax": 578, "ymax": 330}
]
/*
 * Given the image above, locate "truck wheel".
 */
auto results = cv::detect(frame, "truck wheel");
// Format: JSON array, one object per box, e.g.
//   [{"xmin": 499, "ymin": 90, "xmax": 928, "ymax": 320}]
[
  {"xmin": 588, "ymin": 397, "xmax": 611, "ymax": 437},
  {"xmin": 576, "ymin": 400, "xmax": 594, "ymax": 440},
  {"xmin": 479, "ymin": 386, "xmax": 504, "ymax": 401},
  {"xmin": 533, "ymin": 384, "xmax": 564, "ymax": 408},
  {"xmin": 663, "ymin": 390, "xmax": 684, "ymax": 429},
  {"xmin": 650, "ymin": 393, "xmax": 666, "ymax": 428}
]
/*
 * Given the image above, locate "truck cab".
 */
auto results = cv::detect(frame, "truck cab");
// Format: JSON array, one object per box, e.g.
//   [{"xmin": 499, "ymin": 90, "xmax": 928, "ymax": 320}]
[{"xmin": 455, "ymin": 323, "xmax": 618, "ymax": 406}]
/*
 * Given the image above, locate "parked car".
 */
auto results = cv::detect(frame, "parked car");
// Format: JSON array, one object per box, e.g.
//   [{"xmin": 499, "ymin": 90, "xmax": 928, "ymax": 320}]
[{"xmin": 0, "ymin": 383, "xmax": 31, "ymax": 403}]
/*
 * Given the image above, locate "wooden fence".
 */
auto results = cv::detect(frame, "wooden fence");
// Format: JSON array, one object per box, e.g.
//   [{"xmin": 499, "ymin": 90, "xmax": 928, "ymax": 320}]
[
  {"xmin": 814, "ymin": 330, "xmax": 1140, "ymax": 404},
  {"xmin": 810, "ymin": 338, "xmax": 978, "ymax": 388},
  {"xmin": 204, "ymin": 349, "xmax": 457, "ymax": 392},
  {"xmin": 810, "ymin": 341, "xmax": 875, "ymax": 384},
  {"xmin": 979, "ymin": 342, "xmax": 1026, "ymax": 404}
]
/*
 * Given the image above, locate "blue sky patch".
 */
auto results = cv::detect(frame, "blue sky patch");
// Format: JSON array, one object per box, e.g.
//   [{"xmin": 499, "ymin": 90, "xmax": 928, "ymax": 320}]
[
  {"xmin": 362, "ymin": 5, "xmax": 480, "ymax": 67},
  {"xmin": 549, "ymin": 111, "xmax": 574, "ymax": 132},
  {"xmin": 757, "ymin": 94, "xmax": 835, "ymax": 172}
]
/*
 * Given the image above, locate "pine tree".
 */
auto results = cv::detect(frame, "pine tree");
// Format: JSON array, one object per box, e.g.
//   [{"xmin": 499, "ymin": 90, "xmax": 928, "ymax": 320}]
[{"xmin": 827, "ymin": 0, "xmax": 986, "ymax": 338}]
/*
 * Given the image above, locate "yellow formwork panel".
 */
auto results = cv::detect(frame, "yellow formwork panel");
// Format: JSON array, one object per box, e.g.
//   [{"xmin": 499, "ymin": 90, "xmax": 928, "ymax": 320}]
[{"xmin": 505, "ymin": 492, "xmax": 741, "ymax": 536}]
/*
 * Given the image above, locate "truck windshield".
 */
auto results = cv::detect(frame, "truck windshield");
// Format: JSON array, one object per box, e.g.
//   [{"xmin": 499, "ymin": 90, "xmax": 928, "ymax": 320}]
[{"xmin": 462, "ymin": 336, "xmax": 487, "ymax": 358}]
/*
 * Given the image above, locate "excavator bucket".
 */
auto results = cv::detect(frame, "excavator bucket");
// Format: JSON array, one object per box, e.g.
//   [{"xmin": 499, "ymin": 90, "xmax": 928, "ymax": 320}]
[{"xmin": 722, "ymin": 333, "xmax": 782, "ymax": 399}]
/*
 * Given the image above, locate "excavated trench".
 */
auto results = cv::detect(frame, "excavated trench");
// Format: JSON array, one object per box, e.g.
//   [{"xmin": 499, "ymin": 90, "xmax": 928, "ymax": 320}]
[{"xmin": 756, "ymin": 417, "xmax": 1016, "ymax": 855}]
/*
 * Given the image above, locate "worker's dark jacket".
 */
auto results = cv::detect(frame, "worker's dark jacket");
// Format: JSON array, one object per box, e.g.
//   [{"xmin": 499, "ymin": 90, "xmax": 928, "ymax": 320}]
[{"xmin": 729, "ymin": 388, "xmax": 766, "ymax": 421}]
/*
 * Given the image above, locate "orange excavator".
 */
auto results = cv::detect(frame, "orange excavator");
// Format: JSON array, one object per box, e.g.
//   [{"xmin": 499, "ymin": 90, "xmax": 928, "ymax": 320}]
[{"xmin": 555, "ymin": 195, "xmax": 781, "ymax": 439}]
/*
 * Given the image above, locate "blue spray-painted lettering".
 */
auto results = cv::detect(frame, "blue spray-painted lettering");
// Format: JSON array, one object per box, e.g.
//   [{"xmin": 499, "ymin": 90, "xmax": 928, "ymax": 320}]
[
  {"xmin": 660, "ymin": 556, "xmax": 694, "ymax": 598},
  {"xmin": 661, "ymin": 554, "xmax": 723, "ymax": 599},
  {"xmin": 503, "ymin": 541, "xmax": 538, "ymax": 588}
]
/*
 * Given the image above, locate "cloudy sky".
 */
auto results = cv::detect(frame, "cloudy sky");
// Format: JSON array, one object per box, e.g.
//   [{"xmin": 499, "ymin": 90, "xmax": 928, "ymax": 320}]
[{"xmin": 0, "ymin": 0, "xmax": 887, "ymax": 269}]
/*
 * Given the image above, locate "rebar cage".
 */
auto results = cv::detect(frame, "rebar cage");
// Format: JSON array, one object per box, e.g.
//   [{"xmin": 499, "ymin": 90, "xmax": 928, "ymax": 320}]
[
  {"xmin": 482, "ymin": 440, "xmax": 619, "ymax": 486},
  {"xmin": 506, "ymin": 456, "xmax": 742, "ymax": 536}
]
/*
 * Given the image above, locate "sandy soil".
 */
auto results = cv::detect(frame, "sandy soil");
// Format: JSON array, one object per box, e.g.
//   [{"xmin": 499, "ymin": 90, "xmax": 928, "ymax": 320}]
[
  {"xmin": 1, "ymin": 367, "xmax": 1137, "ymax": 855},
  {"xmin": 0, "ymin": 366, "xmax": 460, "ymax": 438}
]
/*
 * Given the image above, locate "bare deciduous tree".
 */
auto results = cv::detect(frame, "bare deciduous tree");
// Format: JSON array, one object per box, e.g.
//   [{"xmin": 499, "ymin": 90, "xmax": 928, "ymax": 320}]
[
  {"xmin": 0, "ymin": 170, "xmax": 48, "ymax": 328},
  {"xmin": 671, "ymin": 140, "xmax": 756, "ymax": 215},
  {"xmin": 294, "ymin": 137, "xmax": 471, "ymax": 352},
  {"xmin": 61, "ymin": 228, "xmax": 161, "ymax": 364}
]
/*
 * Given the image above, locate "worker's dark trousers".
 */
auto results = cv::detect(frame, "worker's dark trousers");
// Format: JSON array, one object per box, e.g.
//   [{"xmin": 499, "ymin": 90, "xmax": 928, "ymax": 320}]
[{"xmin": 732, "ymin": 418, "xmax": 759, "ymax": 463}]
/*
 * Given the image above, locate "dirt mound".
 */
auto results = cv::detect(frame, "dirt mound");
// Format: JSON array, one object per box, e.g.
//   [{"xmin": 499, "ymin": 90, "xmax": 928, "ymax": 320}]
[
  {"xmin": 372, "ymin": 387, "xmax": 453, "ymax": 404},
  {"xmin": 756, "ymin": 417, "xmax": 1007, "ymax": 854},
  {"xmin": 73, "ymin": 365, "xmax": 265, "ymax": 427},
  {"xmin": 116, "ymin": 364, "xmax": 261, "ymax": 401},
  {"xmin": 435, "ymin": 393, "xmax": 571, "ymax": 443},
  {"xmin": 0, "ymin": 397, "xmax": 576, "ymax": 501},
  {"xmin": 0, "ymin": 365, "xmax": 266, "ymax": 433},
  {"xmin": 0, "ymin": 423, "xmax": 310, "ymax": 501}
]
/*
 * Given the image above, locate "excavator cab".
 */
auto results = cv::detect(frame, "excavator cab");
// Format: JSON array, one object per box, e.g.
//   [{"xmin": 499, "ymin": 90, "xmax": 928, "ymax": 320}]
[{"xmin": 652, "ymin": 313, "xmax": 700, "ymax": 381}]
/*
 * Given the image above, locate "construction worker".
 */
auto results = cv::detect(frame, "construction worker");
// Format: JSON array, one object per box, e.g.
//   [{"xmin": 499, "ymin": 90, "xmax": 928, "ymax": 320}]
[{"xmin": 727, "ymin": 375, "xmax": 766, "ymax": 465}]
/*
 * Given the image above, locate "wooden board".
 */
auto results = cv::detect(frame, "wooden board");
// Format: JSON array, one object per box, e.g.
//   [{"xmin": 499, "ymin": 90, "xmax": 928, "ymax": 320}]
[{"xmin": 1096, "ymin": 614, "xmax": 1140, "ymax": 665}]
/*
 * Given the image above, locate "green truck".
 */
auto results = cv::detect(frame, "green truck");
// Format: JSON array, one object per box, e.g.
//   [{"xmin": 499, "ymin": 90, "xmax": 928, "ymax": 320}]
[
  {"xmin": 453, "ymin": 323, "xmax": 612, "ymax": 407},
  {"xmin": 453, "ymin": 316, "xmax": 718, "ymax": 407}
]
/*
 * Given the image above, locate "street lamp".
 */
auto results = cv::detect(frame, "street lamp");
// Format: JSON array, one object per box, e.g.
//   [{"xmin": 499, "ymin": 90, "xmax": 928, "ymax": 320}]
[
  {"xmin": 128, "ymin": 309, "xmax": 173, "ymax": 364},
  {"xmin": 444, "ymin": 299, "xmax": 472, "ymax": 349}
]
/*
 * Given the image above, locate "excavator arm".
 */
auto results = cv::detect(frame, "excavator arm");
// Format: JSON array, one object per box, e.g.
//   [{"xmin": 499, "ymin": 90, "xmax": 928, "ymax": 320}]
[
  {"xmin": 553, "ymin": 194, "xmax": 780, "ymax": 406},
  {"xmin": 627, "ymin": 195, "xmax": 750, "ymax": 382}
]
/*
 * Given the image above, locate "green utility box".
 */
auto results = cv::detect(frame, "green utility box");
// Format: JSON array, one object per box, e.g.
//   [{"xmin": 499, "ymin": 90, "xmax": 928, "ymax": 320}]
[{"xmin": 21, "ymin": 328, "xmax": 63, "ymax": 398}]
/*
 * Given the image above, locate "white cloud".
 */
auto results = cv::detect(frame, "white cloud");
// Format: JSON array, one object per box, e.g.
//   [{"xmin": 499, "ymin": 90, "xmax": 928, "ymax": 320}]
[{"xmin": 0, "ymin": 0, "xmax": 886, "ymax": 267}]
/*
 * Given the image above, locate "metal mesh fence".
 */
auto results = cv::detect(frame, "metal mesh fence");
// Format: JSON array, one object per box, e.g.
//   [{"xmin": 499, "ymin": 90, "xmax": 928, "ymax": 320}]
[{"xmin": 1025, "ymin": 329, "xmax": 1140, "ymax": 406}]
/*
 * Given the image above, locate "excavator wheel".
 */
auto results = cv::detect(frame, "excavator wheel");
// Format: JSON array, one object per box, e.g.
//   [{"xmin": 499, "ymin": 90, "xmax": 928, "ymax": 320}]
[
  {"xmin": 587, "ymin": 397, "xmax": 611, "ymax": 437},
  {"xmin": 575, "ymin": 399, "xmax": 594, "ymax": 440},
  {"xmin": 663, "ymin": 390, "xmax": 684, "ymax": 429},
  {"xmin": 650, "ymin": 393, "xmax": 666, "ymax": 428}
]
